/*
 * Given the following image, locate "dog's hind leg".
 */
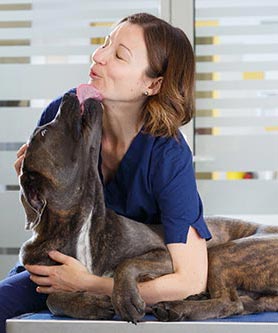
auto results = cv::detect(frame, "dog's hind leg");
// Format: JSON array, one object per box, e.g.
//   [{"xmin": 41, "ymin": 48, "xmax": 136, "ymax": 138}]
[
  {"xmin": 47, "ymin": 291, "xmax": 114, "ymax": 319},
  {"xmin": 152, "ymin": 288, "xmax": 244, "ymax": 321}
]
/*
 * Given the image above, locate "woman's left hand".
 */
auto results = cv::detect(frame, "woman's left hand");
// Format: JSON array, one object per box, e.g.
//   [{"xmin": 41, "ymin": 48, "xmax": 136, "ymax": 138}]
[{"xmin": 25, "ymin": 251, "xmax": 91, "ymax": 294}]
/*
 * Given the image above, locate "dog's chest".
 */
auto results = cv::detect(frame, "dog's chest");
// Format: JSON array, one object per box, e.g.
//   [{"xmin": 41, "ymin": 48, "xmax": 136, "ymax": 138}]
[{"xmin": 76, "ymin": 213, "xmax": 93, "ymax": 273}]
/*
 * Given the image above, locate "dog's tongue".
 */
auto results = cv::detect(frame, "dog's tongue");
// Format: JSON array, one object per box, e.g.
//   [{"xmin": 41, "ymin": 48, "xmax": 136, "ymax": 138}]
[{"xmin": 76, "ymin": 84, "xmax": 102, "ymax": 104}]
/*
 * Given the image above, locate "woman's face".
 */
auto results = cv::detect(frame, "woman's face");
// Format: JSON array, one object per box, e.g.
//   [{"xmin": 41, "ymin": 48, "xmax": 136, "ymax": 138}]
[{"xmin": 89, "ymin": 22, "xmax": 153, "ymax": 104}]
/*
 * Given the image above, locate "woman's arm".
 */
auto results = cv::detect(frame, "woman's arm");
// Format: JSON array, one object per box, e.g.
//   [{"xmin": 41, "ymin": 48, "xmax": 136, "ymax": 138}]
[
  {"xmin": 26, "ymin": 226, "xmax": 208, "ymax": 305},
  {"xmin": 140, "ymin": 226, "xmax": 208, "ymax": 304}
]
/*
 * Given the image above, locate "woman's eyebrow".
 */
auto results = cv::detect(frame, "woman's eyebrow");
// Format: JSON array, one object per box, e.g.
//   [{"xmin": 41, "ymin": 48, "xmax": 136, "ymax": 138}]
[{"xmin": 119, "ymin": 43, "xmax": 133, "ymax": 57}]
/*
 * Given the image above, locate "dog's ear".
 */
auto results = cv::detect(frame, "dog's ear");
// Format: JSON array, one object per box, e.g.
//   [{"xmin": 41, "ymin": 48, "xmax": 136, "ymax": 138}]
[{"xmin": 20, "ymin": 190, "xmax": 47, "ymax": 230}]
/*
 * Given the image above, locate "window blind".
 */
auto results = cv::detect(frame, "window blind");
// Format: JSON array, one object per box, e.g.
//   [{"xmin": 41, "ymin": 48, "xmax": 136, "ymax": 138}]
[{"xmin": 194, "ymin": 0, "xmax": 278, "ymax": 216}]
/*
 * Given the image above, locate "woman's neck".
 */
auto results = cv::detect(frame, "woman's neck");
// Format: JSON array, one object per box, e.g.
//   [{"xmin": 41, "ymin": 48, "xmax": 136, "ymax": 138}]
[
  {"xmin": 102, "ymin": 101, "xmax": 144, "ymax": 147},
  {"xmin": 100, "ymin": 101, "xmax": 144, "ymax": 184}
]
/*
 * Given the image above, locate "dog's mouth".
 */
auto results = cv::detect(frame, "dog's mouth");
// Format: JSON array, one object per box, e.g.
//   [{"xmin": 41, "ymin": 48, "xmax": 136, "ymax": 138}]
[
  {"xmin": 23, "ymin": 194, "xmax": 47, "ymax": 231},
  {"xmin": 80, "ymin": 103, "xmax": 86, "ymax": 116},
  {"xmin": 25, "ymin": 182, "xmax": 43, "ymax": 211},
  {"xmin": 20, "ymin": 172, "xmax": 47, "ymax": 230}
]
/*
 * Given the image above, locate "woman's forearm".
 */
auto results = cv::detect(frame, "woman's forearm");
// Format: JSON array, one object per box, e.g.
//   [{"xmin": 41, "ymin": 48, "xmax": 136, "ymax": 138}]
[
  {"xmin": 138, "ymin": 272, "xmax": 203, "ymax": 305},
  {"xmin": 84, "ymin": 271, "xmax": 205, "ymax": 306},
  {"xmin": 84, "ymin": 230, "xmax": 208, "ymax": 305},
  {"xmin": 84, "ymin": 274, "xmax": 114, "ymax": 296}
]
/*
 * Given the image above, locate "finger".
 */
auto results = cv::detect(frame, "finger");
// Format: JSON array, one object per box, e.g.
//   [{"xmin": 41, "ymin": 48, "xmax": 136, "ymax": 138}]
[
  {"xmin": 14, "ymin": 155, "xmax": 25, "ymax": 176},
  {"xmin": 30, "ymin": 274, "xmax": 51, "ymax": 286},
  {"xmin": 48, "ymin": 250, "xmax": 73, "ymax": 264},
  {"xmin": 36, "ymin": 285, "xmax": 54, "ymax": 294},
  {"xmin": 25, "ymin": 264, "xmax": 52, "ymax": 276},
  {"xmin": 16, "ymin": 143, "xmax": 28, "ymax": 158}
]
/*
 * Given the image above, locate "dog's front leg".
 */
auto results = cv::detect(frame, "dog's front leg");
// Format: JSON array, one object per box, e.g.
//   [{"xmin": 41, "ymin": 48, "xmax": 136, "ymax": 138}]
[
  {"xmin": 47, "ymin": 292, "xmax": 114, "ymax": 320},
  {"xmin": 112, "ymin": 249, "xmax": 173, "ymax": 323}
]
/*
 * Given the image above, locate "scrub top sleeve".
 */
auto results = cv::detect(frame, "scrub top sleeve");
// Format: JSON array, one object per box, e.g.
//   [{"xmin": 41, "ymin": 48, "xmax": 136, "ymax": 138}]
[{"xmin": 152, "ymin": 140, "xmax": 211, "ymax": 244}]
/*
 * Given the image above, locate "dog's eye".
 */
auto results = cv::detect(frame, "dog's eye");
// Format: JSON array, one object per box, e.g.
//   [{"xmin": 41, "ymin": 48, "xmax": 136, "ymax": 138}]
[
  {"xmin": 41, "ymin": 129, "xmax": 47, "ymax": 137},
  {"xmin": 29, "ymin": 173, "xmax": 36, "ymax": 181}
]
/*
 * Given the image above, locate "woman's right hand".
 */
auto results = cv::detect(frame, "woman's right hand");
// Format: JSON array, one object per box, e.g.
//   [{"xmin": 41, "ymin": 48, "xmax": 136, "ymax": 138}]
[{"xmin": 14, "ymin": 143, "xmax": 28, "ymax": 176}]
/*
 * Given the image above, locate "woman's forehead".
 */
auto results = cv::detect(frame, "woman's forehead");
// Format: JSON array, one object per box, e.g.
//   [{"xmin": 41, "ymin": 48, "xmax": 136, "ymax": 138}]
[{"xmin": 111, "ymin": 23, "xmax": 145, "ymax": 49}]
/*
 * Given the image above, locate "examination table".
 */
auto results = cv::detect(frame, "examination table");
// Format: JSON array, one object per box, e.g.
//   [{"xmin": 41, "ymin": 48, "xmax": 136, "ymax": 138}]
[{"xmin": 7, "ymin": 309, "xmax": 278, "ymax": 333}]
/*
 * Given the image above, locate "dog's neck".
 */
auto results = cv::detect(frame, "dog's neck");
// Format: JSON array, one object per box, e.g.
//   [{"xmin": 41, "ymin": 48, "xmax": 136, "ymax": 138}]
[
  {"xmin": 21, "ymin": 148, "xmax": 108, "ymax": 267},
  {"xmin": 31, "ymin": 164, "xmax": 106, "ymax": 246}
]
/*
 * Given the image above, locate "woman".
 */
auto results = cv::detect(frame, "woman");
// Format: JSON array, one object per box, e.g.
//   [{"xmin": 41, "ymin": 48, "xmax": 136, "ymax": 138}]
[{"xmin": 1, "ymin": 13, "xmax": 211, "ymax": 332}]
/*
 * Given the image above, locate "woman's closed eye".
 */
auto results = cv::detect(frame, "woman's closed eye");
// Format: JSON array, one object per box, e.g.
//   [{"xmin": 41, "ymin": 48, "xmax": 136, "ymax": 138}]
[
  {"xmin": 116, "ymin": 46, "xmax": 131, "ymax": 62},
  {"xmin": 116, "ymin": 52, "xmax": 125, "ymax": 60}
]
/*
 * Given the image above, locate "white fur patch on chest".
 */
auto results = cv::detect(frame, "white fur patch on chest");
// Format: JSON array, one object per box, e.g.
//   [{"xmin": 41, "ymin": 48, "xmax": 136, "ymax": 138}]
[{"xmin": 76, "ymin": 213, "xmax": 93, "ymax": 273}]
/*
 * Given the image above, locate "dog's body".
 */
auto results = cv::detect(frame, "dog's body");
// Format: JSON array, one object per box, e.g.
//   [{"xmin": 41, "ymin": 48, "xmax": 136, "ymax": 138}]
[
  {"xmin": 153, "ymin": 217, "xmax": 278, "ymax": 321},
  {"xmin": 19, "ymin": 93, "xmax": 278, "ymax": 322}
]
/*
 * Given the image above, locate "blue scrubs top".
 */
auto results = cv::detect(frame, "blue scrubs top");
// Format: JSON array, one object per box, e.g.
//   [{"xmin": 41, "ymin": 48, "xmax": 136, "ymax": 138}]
[{"xmin": 38, "ymin": 89, "xmax": 212, "ymax": 244}]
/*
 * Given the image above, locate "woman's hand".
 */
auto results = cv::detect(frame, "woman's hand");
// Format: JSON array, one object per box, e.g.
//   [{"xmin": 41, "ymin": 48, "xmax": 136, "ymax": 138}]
[
  {"xmin": 25, "ymin": 251, "xmax": 93, "ymax": 294},
  {"xmin": 14, "ymin": 143, "xmax": 28, "ymax": 176}
]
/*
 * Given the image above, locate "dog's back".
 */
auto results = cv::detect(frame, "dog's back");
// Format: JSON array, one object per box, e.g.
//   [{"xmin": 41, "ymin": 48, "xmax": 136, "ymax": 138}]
[{"xmin": 205, "ymin": 216, "xmax": 278, "ymax": 248}]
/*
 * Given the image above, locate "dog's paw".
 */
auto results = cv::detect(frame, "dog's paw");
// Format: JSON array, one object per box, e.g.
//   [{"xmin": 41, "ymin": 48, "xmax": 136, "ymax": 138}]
[
  {"xmin": 152, "ymin": 301, "xmax": 188, "ymax": 321},
  {"xmin": 111, "ymin": 287, "xmax": 146, "ymax": 324}
]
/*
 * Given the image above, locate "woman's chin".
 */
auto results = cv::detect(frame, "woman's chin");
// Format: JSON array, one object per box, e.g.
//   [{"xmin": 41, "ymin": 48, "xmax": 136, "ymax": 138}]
[{"xmin": 88, "ymin": 80, "xmax": 102, "ymax": 91}]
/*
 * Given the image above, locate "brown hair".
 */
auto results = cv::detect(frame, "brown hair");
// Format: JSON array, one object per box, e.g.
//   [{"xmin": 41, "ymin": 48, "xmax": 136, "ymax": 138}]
[{"xmin": 120, "ymin": 13, "xmax": 195, "ymax": 138}]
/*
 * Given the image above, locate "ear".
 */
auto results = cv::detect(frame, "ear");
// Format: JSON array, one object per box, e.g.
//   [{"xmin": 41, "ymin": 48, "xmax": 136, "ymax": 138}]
[
  {"xmin": 20, "ymin": 190, "xmax": 47, "ymax": 230},
  {"xmin": 147, "ymin": 77, "xmax": 163, "ymax": 96}
]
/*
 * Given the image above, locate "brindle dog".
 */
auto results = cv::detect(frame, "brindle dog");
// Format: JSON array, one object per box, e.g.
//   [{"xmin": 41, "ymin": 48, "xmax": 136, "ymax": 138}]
[{"xmin": 19, "ymin": 93, "xmax": 278, "ymax": 323}]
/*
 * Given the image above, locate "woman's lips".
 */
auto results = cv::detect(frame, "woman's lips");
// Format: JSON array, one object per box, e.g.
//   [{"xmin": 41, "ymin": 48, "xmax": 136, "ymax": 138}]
[{"xmin": 89, "ymin": 69, "xmax": 101, "ymax": 79}]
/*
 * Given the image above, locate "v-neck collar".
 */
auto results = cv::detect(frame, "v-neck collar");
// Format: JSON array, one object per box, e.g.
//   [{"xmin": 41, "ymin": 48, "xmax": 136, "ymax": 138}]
[{"xmin": 98, "ymin": 127, "xmax": 145, "ymax": 188}]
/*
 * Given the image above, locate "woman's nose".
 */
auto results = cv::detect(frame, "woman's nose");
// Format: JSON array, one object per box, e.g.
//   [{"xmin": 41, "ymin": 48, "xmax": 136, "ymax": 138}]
[{"xmin": 91, "ymin": 46, "xmax": 108, "ymax": 65}]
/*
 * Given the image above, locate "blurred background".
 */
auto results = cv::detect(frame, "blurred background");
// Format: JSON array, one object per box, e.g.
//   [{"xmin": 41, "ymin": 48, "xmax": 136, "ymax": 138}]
[{"xmin": 0, "ymin": 0, "xmax": 277, "ymax": 279}]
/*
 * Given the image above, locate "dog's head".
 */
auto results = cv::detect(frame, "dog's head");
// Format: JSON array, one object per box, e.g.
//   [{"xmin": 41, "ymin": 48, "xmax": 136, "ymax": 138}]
[{"xmin": 20, "ymin": 93, "xmax": 103, "ymax": 230}]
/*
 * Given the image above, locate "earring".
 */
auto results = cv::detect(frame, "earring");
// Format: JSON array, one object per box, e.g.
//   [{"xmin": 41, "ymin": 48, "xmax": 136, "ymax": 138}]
[{"xmin": 144, "ymin": 91, "xmax": 149, "ymax": 96}]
